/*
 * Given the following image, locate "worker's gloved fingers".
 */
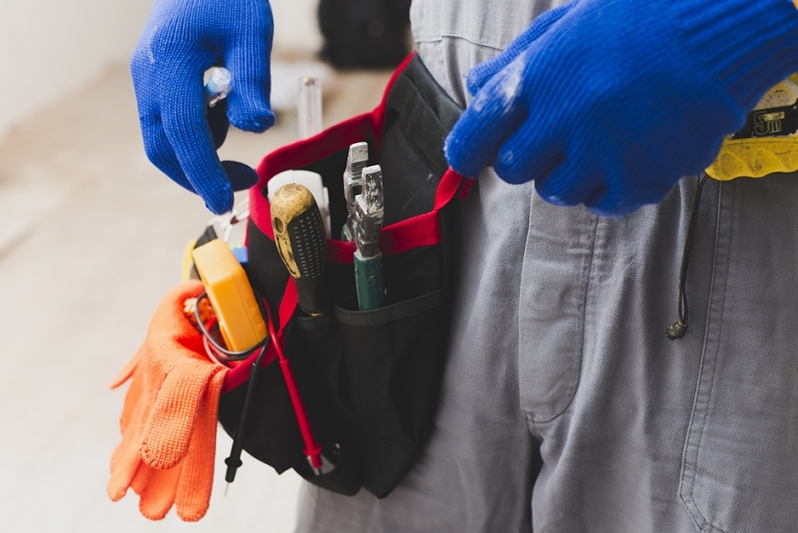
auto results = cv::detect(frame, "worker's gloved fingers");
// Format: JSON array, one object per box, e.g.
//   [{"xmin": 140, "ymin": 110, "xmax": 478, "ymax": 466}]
[
  {"xmin": 140, "ymin": 360, "xmax": 212, "ymax": 470},
  {"xmin": 445, "ymin": 61, "xmax": 528, "ymax": 178},
  {"xmin": 134, "ymin": 463, "xmax": 182, "ymax": 521},
  {"xmin": 533, "ymin": 156, "xmax": 600, "ymax": 208},
  {"xmin": 160, "ymin": 64, "xmax": 235, "ymax": 215},
  {"xmin": 466, "ymin": 0, "xmax": 575, "ymax": 95},
  {"xmin": 206, "ymin": 97, "xmax": 230, "ymax": 150},
  {"xmin": 225, "ymin": 24, "xmax": 276, "ymax": 132},
  {"xmin": 131, "ymin": 50, "xmax": 199, "ymax": 196},
  {"xmin": 492, "ymin": 123, "xmax": 564, "ymax": 185},
  {"xmin": 174, "ymin": 371, "xmax": 225, "ymax": 522},
  {"xmin": 221, "ymin": 160, "xmax": 260, "ymax": 192},
  {"xmin": 130, "ymin": 0, "xmax": 277, "ymax": 214},
  {"xmin": 582, "ymin": 165, "xmax": 683, "ymax": 217},
  {"xmin": 584, "ymin": 185, "xmax": 645, "ymax": 218},
  {"xmin": 141, "ymin": 117, "xmax": 198, "ymax": 195}
]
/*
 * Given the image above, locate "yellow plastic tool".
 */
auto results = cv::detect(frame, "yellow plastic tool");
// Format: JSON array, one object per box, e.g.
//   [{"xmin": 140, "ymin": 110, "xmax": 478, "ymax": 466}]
[
  {"xmin": 706, "ymin": 74, "xmax": 798, "ymax": 180},
  {"xmin": 181, "ymin": 239, "xmax": 198, "ymax": 281},
  {"xmin": 192, "ymin": 239, "xmax": 267, "ymax": 352}
]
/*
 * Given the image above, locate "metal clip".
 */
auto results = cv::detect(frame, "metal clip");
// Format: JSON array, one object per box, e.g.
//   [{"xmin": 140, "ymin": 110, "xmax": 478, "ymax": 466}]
[
  {"xmin": 307, "ymin": 453, "xmax": 337, "ymax": 476},
  {"xmin": 343, "ymin": 142, "xmax": 369, "ymax": 240},
  {"xmin": 353, "ymin": 165, "xmax": 384, "ymax": 259},
  {"xmin": 210, "ymin": 197, "xmax": 250, "ymax": 242}
]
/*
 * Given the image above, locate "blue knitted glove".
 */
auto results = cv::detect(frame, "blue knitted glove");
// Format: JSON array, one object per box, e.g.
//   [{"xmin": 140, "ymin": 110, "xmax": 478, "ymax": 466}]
[
  {"xmin": 445, "ymin": 0, "xmax": 798, "ymax": 216},
  {"xmin": 131, "ymin": 0, "xmax": 275, "ymax": 214}
]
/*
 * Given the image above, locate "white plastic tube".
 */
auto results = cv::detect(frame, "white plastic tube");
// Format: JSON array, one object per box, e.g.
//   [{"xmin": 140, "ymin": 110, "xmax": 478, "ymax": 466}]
[
  {"xmin": 297, "ymin": 76, "xmax": 323, "ymax": 139},
  {"xmin": 204, "ymin": 67, "xmax": 232, "ymax": 107}
]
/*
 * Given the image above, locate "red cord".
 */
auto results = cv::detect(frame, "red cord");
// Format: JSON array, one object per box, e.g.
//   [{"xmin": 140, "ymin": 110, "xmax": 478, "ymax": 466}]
[{"xmin": 264, "ymin": 298, "xmax": 324, "ymax": 470}]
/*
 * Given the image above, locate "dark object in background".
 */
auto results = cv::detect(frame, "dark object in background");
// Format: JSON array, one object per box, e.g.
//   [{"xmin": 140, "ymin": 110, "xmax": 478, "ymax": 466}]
[{"xmin": 318, "ymin": 0, "xmax": 411, "ymax": 69}]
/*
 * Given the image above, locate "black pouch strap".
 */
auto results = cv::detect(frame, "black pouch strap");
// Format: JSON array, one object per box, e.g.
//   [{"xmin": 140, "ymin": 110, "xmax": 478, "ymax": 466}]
[{"xmin": 385, "ymin": 55, "xmax": 463, "ymax": 179}]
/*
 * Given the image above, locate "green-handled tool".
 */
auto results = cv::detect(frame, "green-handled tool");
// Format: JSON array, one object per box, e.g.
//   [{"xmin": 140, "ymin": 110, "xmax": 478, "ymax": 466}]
[
  {"xmin": 270, "ymin": 183, "xmax": 329, "ymax": 316},
  {"xmin": 352, "ymin": 165, "xmax": 385, "ymax": 310}
]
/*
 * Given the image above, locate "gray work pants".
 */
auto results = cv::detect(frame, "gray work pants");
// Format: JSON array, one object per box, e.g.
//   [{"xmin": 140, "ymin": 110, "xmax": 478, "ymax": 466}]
[{"xmin": 295, "ymin": 1, "xmax": 798, "ymax": 531}]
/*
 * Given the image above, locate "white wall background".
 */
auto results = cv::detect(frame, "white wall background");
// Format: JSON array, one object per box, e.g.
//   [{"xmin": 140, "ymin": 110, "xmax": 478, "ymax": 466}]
[
  {"xmin": 0, "ymin": 0, "xmax": 321, "ymax": 141},
  {"xmin": 272, "ymin": 0, "xmax": 323, "ymax": 56}
]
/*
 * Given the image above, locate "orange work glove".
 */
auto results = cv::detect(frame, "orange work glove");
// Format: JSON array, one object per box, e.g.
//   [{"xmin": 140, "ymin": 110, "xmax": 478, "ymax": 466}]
[{"xmin": 108, "ymin": 281, "xmax": 228, "ymax": 521}]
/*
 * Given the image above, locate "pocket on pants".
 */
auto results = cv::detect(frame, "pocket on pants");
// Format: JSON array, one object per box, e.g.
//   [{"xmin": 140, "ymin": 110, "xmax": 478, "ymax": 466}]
[
  {"xmin": 679, "ymin": 177, "xmax": 798, "ymax": 532},
  {"xmin": 518, "ymin": 195, "xmax": 599, "ymax": 424}
]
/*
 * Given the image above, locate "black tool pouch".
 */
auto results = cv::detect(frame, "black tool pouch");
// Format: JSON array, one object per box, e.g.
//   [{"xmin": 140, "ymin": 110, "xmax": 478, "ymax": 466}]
[{"xmin": 217, "ymin": 54, "xmax": 468, "ymax": 498}]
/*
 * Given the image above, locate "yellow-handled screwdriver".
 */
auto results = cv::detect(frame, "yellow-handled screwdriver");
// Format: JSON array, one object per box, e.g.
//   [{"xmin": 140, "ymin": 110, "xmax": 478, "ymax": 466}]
[{"xmin": 270, "ymin": 183, "xmax": 329, "ymax": 316}]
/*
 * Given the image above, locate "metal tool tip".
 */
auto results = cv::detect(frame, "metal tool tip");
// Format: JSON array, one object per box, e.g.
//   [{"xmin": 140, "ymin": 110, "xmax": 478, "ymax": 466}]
[
  {"xmin": 348, "ymin": 142, "xmax": 369, "ymax": 164},
  {"xmin": 363, "ymin": 164, "xmax": 383, "ymax": 180}
]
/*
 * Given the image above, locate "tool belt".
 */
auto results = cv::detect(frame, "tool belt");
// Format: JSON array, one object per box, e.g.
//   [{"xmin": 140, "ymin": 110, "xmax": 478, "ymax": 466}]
[{"xmin": 217, "ymin": 54, "xmax": 468, "ymax": 498}]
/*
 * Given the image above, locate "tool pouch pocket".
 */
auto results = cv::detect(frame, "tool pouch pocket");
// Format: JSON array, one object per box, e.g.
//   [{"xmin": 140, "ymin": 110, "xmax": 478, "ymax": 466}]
[{"xmin": 217, "ymin": 54, "xmax": 468, "ymax": 498}]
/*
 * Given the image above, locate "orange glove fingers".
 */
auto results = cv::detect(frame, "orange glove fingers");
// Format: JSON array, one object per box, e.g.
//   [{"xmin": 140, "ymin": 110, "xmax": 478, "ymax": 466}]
[
  {"xmin": 108, "ymin": 280, "xmax": 225, "ymax": 521},
  {"xmin": 132, "ymin": 462, "xmax": 183, "ymax": 521},
  {"xmin": 116, "ymin": 353, "xmax": 154, "ymax": 436},
  {"xmin": 108, "ymin": 440, "xmax": 145, "ymax": 501},
  {"xmin": 174, "ymin": 370, "xmax": 226, "ymax": 522},
  {"xmin": 140, "ymin": 358, "xmax": 215, "ymax": 470},
  {"xmin": 147, "ymin": 281, "xmax": 206, "ymax": 356},
  {"xmin": 109, "ymin": 355, "xmax": 156, "ymax": 501},
  {"xmin": 110, "ymin": 343, "xmax": 145, "ymax": 390}
]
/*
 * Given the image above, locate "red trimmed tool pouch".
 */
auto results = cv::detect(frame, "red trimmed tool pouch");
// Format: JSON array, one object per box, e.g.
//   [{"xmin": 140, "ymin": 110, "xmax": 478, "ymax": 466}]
[{"xmin": 217, "ymin": 54, "xmax": 468, "ymax": 498}]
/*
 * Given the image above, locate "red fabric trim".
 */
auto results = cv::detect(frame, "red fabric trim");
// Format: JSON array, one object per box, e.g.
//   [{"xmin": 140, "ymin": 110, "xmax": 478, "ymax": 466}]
[
  {"xmin": 324, "ymin": 212, "xmax": 440, "ymax": 265},
  {"xmin": 381, "ymin": 212, "xmax": 440, "ymax": 254},
  {"xmin": 220, "ymin": 342, "xmax": 277, "ymax": 393},
  {"xmin": 434, "ymin": 169, "xmax": 465, "ymax": 210},
  {"xmin": 254, "ymin": 113, "xmax": 378, "ymax": 189},
  {"xmin": 248, "ymin": 189, "xmax": 274, "ymax": 240},
  {"xmin": 252, "ymin": 170, "xmax": 466, "ymax": 266},
  {"xmin": 222, "ymin": 280, "xmax": 298, "ymax": 392},
  {"xmin": 327, "ymin": 239, "xmax": 356, "ymax": 263}
]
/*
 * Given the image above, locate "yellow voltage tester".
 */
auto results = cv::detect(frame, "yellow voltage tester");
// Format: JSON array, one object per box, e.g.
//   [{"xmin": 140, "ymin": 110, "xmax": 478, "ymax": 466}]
[{"xmin": 192, "ymin": 239, "xmax": 267, "ymax": 352}]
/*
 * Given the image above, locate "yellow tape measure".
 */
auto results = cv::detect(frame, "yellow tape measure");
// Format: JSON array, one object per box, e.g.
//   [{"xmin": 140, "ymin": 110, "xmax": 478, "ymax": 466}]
[{"xmin": 706, "ymin": 75, "xmax": 798, "ymax": 180}]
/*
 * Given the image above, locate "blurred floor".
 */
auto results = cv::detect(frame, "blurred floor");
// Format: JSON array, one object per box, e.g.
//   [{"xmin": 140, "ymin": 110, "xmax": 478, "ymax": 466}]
[{"xmin": 0, "ymin": 62, "xmax": 392, "ymax": 532}]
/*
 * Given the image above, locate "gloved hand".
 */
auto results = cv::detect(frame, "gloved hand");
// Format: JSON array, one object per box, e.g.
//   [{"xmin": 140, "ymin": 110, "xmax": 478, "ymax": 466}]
[
  {"xmin": 131, "ymin": 0, "xmax": 275, "ymax": 215},
  {"xmin": 108, "ymin": 281, "xmax": 227, "ymax": 521},
  {"xmin": 445, "ymin": 0, "xmax": 798, "ymax": 216}
]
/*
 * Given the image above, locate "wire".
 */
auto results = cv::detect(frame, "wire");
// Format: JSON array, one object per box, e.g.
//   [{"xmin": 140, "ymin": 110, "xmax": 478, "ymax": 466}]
[
  {"xmin": 225, "ymin": 342, "xmax": 268, "ymax": 484},
  {"xmin": 665, "ymin": 172, "xmax": 708, "ymax": 340},
  {"xmin": 194, "ymin": 292, "xmax": 269, "ymax": 363}
]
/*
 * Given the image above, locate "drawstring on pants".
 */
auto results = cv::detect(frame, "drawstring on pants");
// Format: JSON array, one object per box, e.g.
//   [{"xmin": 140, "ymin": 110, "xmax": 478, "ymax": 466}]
[{"xmin": 665, "ymin": 172, "xmax": 709, "ymax": 341}]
